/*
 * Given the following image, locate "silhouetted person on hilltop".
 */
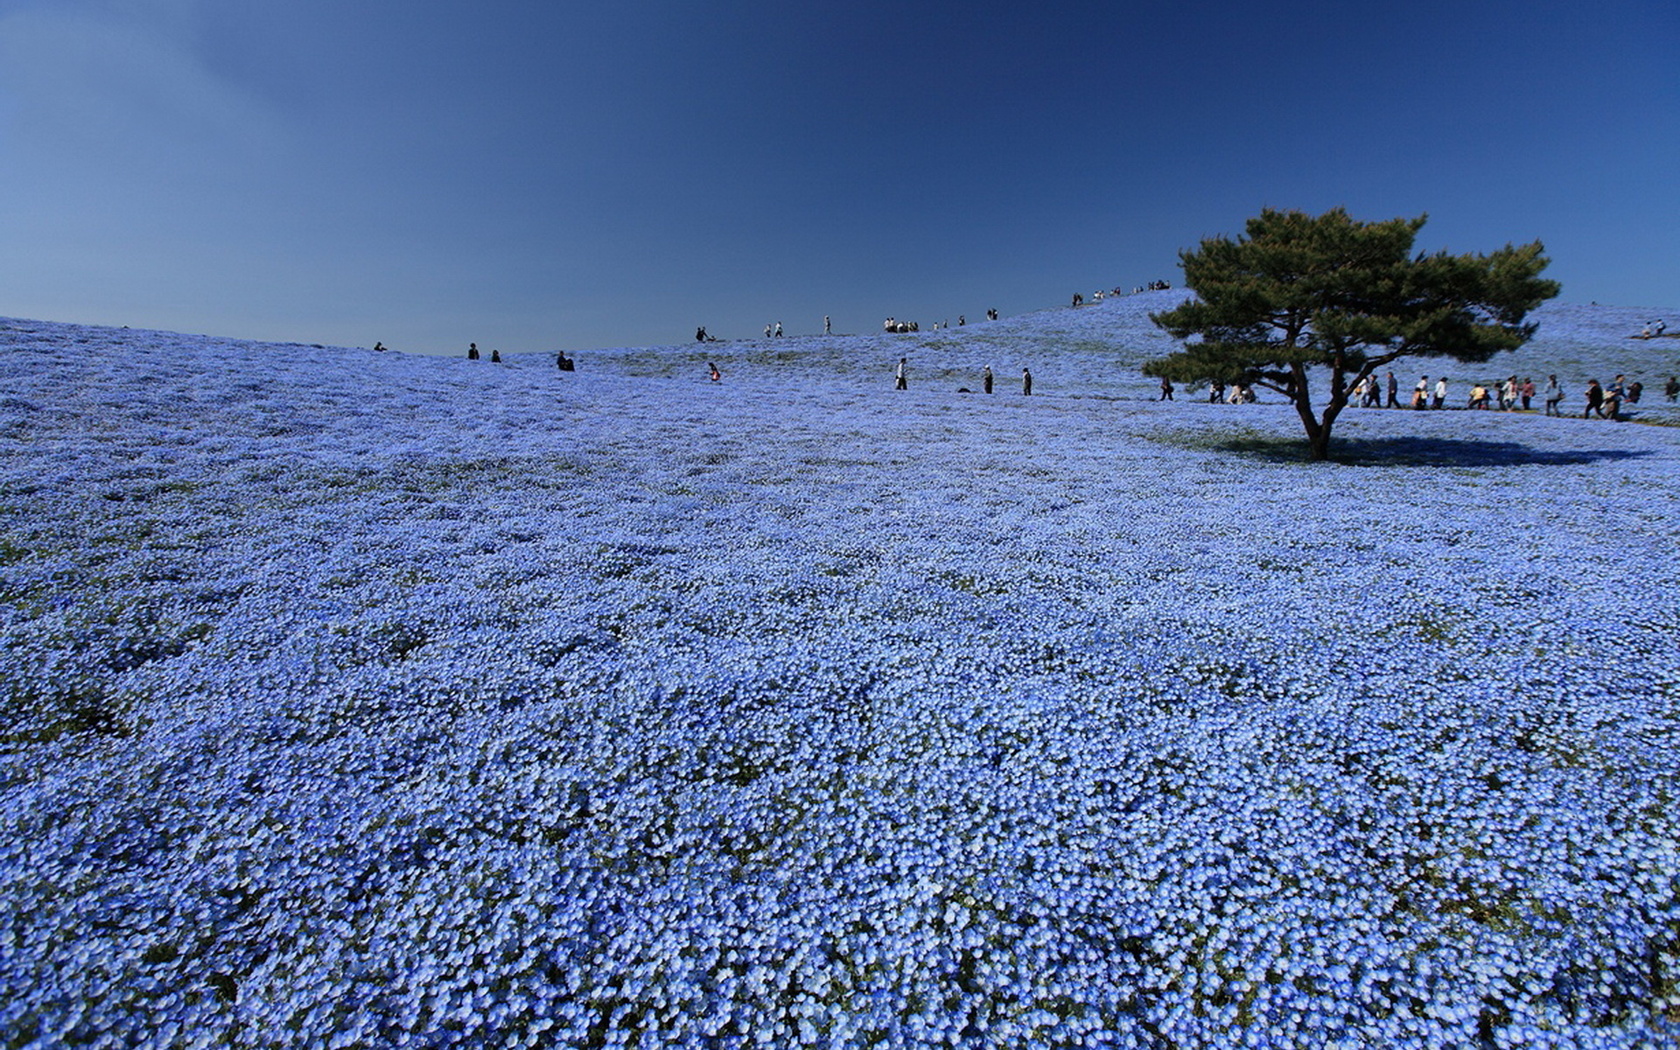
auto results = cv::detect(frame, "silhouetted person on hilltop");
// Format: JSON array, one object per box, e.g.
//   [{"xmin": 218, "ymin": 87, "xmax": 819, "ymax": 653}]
[
  {"xmin": 467, "ymin": 342, "xmax": 479, "ymax": 360},
  {"xmin": 557, "ymin": 351, "xmax": 574, "ymax": 372},
  {"xmin": 490, "ymin": 348, "xmax": 501, "ymax": 363}
]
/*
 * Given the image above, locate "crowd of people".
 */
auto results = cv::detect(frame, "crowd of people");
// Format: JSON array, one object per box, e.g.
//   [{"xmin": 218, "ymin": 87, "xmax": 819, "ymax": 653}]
[{"xmin": 1295, "ymin": 370, "xmax": 1679, "ymax": 420}]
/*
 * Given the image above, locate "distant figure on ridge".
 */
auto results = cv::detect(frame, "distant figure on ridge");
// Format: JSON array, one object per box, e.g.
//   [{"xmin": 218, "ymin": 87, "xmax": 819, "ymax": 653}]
[
  {"xmin": 467, "ymin": 342, "xmax": 479, "ymax": 360},
  {"xmin": 557, "ymin": 351, "xmax": 574, "ymax": 372},
  {"xmin": 490, "ymin": 348, "xmax": 501, "ymax": 363}
]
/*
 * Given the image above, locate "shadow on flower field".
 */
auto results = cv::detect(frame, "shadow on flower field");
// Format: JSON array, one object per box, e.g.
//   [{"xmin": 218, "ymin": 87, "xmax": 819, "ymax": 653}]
[{"xmin": 1182, "ymin": 430, "xmax": 1659, "ymax": 467}]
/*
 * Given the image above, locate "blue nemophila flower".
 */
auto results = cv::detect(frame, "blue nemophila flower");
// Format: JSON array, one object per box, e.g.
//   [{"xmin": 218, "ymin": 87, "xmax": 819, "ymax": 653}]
[{"xmin": 1, "ymin": 305, "xmax": 1677, "ymax": 1047}]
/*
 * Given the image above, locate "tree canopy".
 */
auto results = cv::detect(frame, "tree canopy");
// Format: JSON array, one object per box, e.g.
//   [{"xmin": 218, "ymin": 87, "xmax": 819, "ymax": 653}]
[{"xmin": 1145, "ymin": 208, "xmax": 1561, "ymax": 460}]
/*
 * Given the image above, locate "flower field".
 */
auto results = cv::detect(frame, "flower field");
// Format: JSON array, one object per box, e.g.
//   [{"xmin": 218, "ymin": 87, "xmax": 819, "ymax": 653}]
[{"xmin": 3, "ymin": 293, "xmax": 1678, "ymax": 1048}]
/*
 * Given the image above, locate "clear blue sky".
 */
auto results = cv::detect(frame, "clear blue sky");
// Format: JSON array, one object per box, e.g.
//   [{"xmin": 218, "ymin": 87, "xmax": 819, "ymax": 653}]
[{"xmin": 2, "ymin": 0, "xmax": 1675, "ymax": 353}]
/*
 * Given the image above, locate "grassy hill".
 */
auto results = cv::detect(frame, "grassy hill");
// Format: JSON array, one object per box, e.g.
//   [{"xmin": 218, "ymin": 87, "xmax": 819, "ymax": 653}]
[{"xmin": 1, "ymin": 300, "xmax": 1677, "ymax": 1048}]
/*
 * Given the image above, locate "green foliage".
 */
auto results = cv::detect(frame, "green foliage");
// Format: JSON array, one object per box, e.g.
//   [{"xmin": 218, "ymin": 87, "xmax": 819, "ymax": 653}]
[{"xmin": 1145, "ymin": 208, "xmax": 1561, "ymax": 459}]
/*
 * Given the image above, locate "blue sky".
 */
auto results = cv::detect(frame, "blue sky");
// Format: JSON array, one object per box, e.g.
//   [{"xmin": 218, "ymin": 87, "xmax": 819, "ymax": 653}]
[{"xmin": 1, "ymin": 0, "xmax": 1674, "ymax": 353}]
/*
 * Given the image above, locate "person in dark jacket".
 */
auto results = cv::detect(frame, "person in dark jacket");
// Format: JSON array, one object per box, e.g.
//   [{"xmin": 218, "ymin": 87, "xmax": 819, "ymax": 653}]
[{"xmin": 1582, "ymin": 379, "xmax": 1603, "ymax": 418}]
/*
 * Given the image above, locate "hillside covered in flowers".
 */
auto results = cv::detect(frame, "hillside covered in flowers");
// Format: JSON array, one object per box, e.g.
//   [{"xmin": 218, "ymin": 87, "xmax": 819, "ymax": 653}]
[{"xmin": 3, "ymin": 292, "xmax": 1678, "ymax": 1048}]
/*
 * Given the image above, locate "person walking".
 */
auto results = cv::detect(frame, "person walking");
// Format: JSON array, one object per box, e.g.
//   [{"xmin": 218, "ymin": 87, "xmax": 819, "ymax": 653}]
[
  {"xmin": 1603, "ymin": 376, "xmax": 1625, "ymax": 420},
  {"xmin": 1432, "ymin": 376, "xmax": 1446, "ymax": 409},
  {"xmin": 1583, "ymin": 379, "xmax": 1603, "ymax": 418},
  {"xmin": 895, "ymin": 357, "xmax": 908, "ymax": 391},
  {"xmin": 1022, "ymin": 367, "xmax": 1033, "ymax": 395},
  {"xmin": 1386, "ymin": 371, "xmax": 1399, "ymax": 408},
  {"xmin": 1413, "ymin": 376, "xmax": 1429, "ymax": 409},
  {"xmin": 1159, "ymin": 376, "xmax": 1174, "ymax": 401},
  {"xmin": 982, "ymin": 365, "xmax": 993, "ymax": 394},
  {"xmin": 1520, "ymin": 377, "xmax": 1535, "ymax": 410},
  {"xmin": 1543, "ymin": 375, "xmax": 1563, "ymax": 416}
]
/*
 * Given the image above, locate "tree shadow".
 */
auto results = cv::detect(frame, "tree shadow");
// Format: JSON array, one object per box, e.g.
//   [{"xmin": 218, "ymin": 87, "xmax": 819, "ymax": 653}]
[{"xmin": 1207, "ymin": 433, "xmax": 1656, "ymax": 467}]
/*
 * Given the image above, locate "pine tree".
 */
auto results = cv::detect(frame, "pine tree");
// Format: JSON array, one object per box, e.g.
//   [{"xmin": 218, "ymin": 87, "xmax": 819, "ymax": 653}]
[{"xmin": 1145, "ymin": 208, "xmax": 1561, "ymax": 460}]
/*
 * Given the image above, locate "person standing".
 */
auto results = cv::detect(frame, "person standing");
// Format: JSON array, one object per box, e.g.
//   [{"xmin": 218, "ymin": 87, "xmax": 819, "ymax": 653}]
[
  {"xmin": 1386, "ymin": 371, "xmax": 1399, "ymax": 408},
  {"xmin": 824, "ymin": 316, "xmax": 831, "ymax": 335},
  {"xmin": 1664, "ymin": 376, "xmax": 1678, "ymax": 402},
  {"xmin": 1520, "ymin": 377, "xmax": 1535, "ymax": 410},
  {"xmin": 1543, "ymin": 375, "xmax": 1563, "ymax": 416},
  {"xmin": 1022, "ymin": 367, "xmax": 1033, "ymax": 395},
  {"xmin": 982, "ymin": 365, "xmax": 993, "ymax": 394},
  {"xmin": 1432, "ymin": 376, "xmax": 1446, "ymax": 409},
  {"xmin": 467, "ymin": 342, "xmax": 480, "ymax": 360},
  {"xmin": 774, "ymin": 321, "xmax": 783, "ymax": 338},
  {"xmin": 895, "ymin": 357, "xmax": 908, "ymax": 391},
  {"xmin": 1414, "ymin": 376, "xmax": 1429, "ymax": 409}
]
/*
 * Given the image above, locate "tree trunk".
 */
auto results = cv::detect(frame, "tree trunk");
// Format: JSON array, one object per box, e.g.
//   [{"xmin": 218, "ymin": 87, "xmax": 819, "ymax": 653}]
[{"xmin": 1307, "ymin": 425, "xmax": 1333, "ymax": 461}]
